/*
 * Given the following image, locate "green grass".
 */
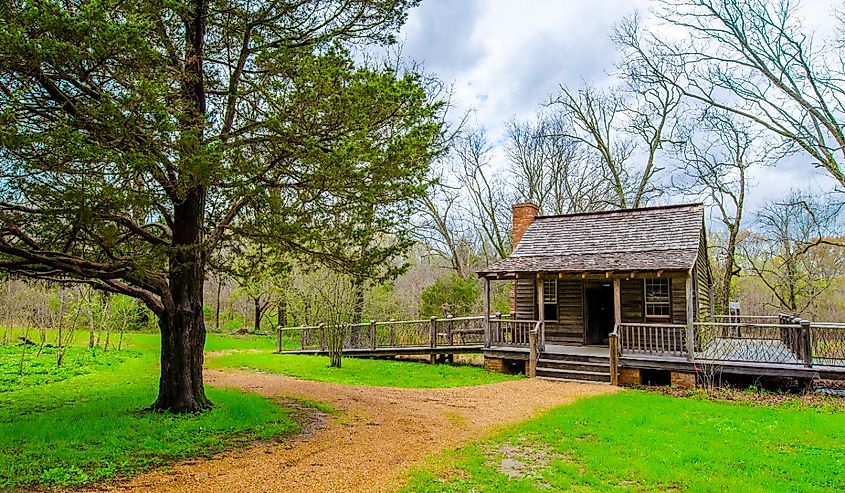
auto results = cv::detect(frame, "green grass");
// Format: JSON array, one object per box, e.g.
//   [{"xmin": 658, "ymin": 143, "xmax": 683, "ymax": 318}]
[
  {"xmin": 0, "ymin": 343, "xmax": 139, "ymax": 392},
  {"xmin": 402, "ymin": 390, "xmax": 845, "ymax": 493},
  {"xmin": 0, "ymin": 330, "xmax": 296, "ymax": 489},
  {"xmin": 207, "ymin": 352, "xmax": 519, "ymax": 388}
]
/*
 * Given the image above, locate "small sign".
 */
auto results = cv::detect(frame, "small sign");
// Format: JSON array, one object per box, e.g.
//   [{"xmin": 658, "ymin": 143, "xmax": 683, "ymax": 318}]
[{"xmin": 729, "ymin": 301, "xmax": 740, "ymax": 310}]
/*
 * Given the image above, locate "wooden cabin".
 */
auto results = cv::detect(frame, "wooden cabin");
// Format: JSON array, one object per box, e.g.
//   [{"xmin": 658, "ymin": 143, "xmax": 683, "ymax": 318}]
[{"xmin": 477, "ymin": 203, "xmax": 714, "ymax": 350}]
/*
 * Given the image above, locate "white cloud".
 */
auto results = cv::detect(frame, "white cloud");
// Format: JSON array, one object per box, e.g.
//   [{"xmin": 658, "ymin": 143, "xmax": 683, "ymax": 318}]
[{"xmin": 399, "ymin": 0, "xmax": 842, "ymax": 208}]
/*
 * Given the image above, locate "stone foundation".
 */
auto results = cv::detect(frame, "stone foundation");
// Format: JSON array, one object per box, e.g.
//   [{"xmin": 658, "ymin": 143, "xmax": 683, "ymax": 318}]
[
  {"xmin": 619, "ymin": 368, "xmax": 641, "ymax": 386},
  {"xmin": 484, "ymin": 357, "xmax": 505, "ymax": 373},
  {"xmin": 671, "ymin": 371, "xmax": 696, "ymax": 389},
  {"xmin": 484, "ymin": 357, "xmax": 524, "ymax": 374}
]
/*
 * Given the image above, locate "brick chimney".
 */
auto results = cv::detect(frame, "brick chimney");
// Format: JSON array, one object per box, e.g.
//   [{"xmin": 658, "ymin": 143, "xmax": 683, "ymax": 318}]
[{"xmin": 511, "ymin": 202, "xmax": 539, "ymax": 248}]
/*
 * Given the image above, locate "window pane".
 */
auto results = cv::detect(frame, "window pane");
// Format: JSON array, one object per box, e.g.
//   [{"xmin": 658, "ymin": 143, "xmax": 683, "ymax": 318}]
[
  {"xmin": 544, "ymin": 303, "xmax": 558, "ymax": 321},
  {"xmin": 645, "ymin": 278, "xmax": 670, "ymax": 318},
  {"xmin": 543, "ymin": 279, "xmax": 557, "ymax": 303}
]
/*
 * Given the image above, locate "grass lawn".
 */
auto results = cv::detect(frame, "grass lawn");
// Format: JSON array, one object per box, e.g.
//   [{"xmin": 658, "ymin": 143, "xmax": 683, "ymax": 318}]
[
  {"xmin": 0, "ymin": 330, "xmax": 297, "ymax": 489},
  {"xmin": 207, "ymin": 351, "xmax": 520, "ymax": 388},
  {"xmin": 403, "ymin": 390, "xmax": 845, "ymax": 493}
]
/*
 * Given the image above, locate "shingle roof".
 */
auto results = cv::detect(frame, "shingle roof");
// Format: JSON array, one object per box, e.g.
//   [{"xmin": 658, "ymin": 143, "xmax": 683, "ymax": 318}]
[{"xmin": 478, "ymin": 203, "xmax": 704, "ymax": 275}]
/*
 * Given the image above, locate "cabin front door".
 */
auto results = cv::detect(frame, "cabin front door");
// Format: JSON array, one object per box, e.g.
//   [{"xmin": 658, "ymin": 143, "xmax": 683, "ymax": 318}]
[{"xmin": 585, "ymin": 284, "xmax": 614, "ymax": 345}]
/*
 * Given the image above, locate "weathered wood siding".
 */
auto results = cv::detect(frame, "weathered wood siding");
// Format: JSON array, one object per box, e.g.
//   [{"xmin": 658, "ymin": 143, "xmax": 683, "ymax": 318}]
[
  {"xmin": 546, "ymin": 280, "xmax": 583, "ymax": 345},
  {"xmin": 513, "ymin": 274, "xmax": 696, "ymax": 344},
  {"xmin": 514, "ymin": 279, "xmax": 536, "ymax": 320},
  {"xmin": 693, "ymin": 228, "xmax": 713, "ymax": 321},
  {"xmin": 670, "ymin": 277, "xmax": 687, "ymax": 324},
  {"xmin": 620, "ymin": 279, "xmax": 643, "ymax": 323}
]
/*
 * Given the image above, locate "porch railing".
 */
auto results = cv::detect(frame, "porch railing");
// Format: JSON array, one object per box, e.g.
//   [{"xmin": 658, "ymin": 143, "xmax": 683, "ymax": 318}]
[
  {"xmin": 618, "ymin": 323, "xmax": 689, "ymax": 358},
  {"xmin": 486, "ymin": 318, "xmax": 539, "ymax": 348}
]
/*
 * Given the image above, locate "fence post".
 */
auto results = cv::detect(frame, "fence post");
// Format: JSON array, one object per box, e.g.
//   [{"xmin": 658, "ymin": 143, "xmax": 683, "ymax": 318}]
[
  {"xmin": 609, "ymin": 331, "xmax": 619, "ymax": 386},
  {"xmin": 801, "ymin": 319, "xmax": 812, "ymax": 367},
  {"xmin": 370, "ymin": 320, "xmax": 377, "ymax": 350},
  {"xmin": 528, "ymin": 328, "xmax": 538, "ymax": 378},
  {"xmin": 447, "ymin": 314, "xmax": 454, "ymax": 346},
  {"xmin": 277, "ymin": 327, "xmax": 282, "ymax": 353},
  {"xmin": 494, "ymin": 312, "xmax": 502, "ymax": 345},
  {"xmin": 389, "ymin": 320, "xmax": 396, "ymax": 347},
  {"xmin": 430, "ymin": 316, "xmax": 437, "ymax": 364},
  {"xmin": 319, "ymin": 323, "xmax": 326, "ymax": 352}
]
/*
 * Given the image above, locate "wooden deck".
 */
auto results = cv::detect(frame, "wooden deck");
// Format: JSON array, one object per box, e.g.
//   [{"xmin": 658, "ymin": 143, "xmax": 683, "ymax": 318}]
[{"xmin": 276, "ymin": 315, "xmax": 845, "ymax": 382}]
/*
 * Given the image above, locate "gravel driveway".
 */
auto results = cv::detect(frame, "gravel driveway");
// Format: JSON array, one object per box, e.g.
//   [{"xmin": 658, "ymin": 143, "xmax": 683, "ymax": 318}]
[{"xmin": 92, "ymin": 369, "xmax": 615, "ymax": 493}]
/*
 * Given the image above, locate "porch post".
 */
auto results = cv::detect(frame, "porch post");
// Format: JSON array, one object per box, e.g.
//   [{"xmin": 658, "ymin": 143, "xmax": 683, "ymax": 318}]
[
  {"xmin": 685, "ymin": 272, "xmax": 695, "ymax": 360},
  {"xmin": 483, "ymin": 276, "xmax": 490, "ymax": 348},
  {"xmin": 535, "ymin": 274, "xmax": 544, "ymax": 349},
  {"xmin": 612, "ymin": 277, "xmax": 621, "ymax": 326}
]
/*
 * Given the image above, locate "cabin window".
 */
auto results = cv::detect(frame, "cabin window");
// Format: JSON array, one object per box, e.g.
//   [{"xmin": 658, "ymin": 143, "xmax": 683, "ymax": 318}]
[
  {"xmin": 644, "ymin": 278, "xmax": 671, "ymax": 318},
  {"xmin": 543, "ymin": 279, "xmax": 558, "ymax": 321}
]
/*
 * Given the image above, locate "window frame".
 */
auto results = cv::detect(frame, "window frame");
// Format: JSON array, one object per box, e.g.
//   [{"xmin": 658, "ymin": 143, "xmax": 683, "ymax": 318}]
[{"xmin": 643, "ymin": 278, "xmax": 671, "ymax": 320}]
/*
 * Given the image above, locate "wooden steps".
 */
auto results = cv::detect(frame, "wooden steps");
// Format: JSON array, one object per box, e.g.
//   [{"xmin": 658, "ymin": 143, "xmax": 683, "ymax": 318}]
[{"xmin": 536, "ymin": 351, "xmax": 611, "ymax": 383}]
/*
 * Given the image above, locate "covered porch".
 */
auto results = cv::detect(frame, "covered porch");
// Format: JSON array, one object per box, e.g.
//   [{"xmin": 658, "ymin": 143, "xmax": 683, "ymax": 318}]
[{"xmin": 480, "ymin": 270, "xmax": 698, "ymax": 353}]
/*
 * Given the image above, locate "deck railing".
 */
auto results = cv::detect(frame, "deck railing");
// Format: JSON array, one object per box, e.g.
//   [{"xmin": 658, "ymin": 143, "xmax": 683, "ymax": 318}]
[
  {"xmin": 617, "ymin": 316, "xmax": 845, "ymax": 367},
  {"xmin": 277, "ymin": 316, "xmax": 486, "ymax": 353}
]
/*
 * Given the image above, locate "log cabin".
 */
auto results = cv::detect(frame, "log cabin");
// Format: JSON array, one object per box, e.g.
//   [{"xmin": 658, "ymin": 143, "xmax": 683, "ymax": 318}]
[{"xmin": 477, "ymin": 202, "xmax": 714, "ymax": 382}]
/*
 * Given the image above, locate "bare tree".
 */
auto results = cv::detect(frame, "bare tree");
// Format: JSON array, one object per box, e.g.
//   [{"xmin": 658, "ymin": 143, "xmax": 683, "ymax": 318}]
[
  {"xmin": 673, "ymin": 110, "xmax": 776, "ymax": 313},
  {"xmin": 454, "ymin": 129, "xmax": 513, "ymax": 261},
  {"xmin": 506, "ymin": 115, "xmax": 609, "ymax": 214},
  {"xmin": 551, "ymin": 78, "xmax": 679, "ymax": 208},
  {"xmin": 618, "ymin": 0, "xmax": 845, "ymax": 189},
  {"xmin": 742, "ymin": 192, "xmax": 845, "ymax": 315},
  {"xmin": 414, "ymin": 173, "xmax": 473, "ymax": 277}
]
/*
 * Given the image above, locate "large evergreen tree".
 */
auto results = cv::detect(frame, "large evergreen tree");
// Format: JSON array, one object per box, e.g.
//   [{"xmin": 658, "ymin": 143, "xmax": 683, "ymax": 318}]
[{"xmin": 0, "ymin": 0, "xmax": 442, "ymax": 412}]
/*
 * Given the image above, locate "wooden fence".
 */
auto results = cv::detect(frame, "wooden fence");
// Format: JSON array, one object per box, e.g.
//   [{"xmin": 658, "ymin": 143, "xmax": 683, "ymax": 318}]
[{"xmin": 277, "ymin": 316, "xmax": 486, "ymax": 353}]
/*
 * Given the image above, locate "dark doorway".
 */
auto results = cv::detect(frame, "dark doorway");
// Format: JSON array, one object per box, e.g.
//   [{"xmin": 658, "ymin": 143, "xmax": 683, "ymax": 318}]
[{"xmin": 585, "ymin": 284, "xmax": 614, "ymax": 345}]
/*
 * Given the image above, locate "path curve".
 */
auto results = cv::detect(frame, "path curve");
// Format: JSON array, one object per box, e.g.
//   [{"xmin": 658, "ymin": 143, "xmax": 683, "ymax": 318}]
[{"xmin": 92, "ymin": 370, "xmax": 615, "ymax": 493}]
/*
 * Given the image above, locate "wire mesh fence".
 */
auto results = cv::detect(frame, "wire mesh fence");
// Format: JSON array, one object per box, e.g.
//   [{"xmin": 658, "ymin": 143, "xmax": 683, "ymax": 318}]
[
  {"xmin": 810, "ymin": 323, "xmax": 845, "ymax": 367},
  {"xmin": 693, "ymin": 322, "xmax": 803, "ymax": 364}
]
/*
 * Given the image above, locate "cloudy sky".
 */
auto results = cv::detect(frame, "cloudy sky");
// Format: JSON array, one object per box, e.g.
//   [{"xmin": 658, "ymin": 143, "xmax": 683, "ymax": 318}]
[{"xmin": 396, "ymin": 0, "xmax": 840, "ymax": 219}]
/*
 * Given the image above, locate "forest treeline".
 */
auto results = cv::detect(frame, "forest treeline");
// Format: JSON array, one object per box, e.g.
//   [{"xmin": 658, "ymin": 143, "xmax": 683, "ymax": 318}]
[{"xmin": 0, "ymin": 0, "xmax": 843, "ymax": 337}]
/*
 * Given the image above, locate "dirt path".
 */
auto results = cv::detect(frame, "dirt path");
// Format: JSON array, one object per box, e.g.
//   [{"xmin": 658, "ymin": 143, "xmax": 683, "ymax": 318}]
[{"xmin": 95, "ymin": 370, "xmax": 615, "ymax": 493}]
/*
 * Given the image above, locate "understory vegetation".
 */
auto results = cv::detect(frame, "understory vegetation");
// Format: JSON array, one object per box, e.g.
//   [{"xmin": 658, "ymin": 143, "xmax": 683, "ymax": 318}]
[{"xmin": 402, "ymin": 391, "xmax": 845, "ymax": 492}]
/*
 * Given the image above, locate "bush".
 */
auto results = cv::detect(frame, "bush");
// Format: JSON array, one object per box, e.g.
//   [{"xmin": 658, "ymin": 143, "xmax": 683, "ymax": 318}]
[{"xmin": 420, "ymin": 274, "xmax": 480, "ymax": 318}]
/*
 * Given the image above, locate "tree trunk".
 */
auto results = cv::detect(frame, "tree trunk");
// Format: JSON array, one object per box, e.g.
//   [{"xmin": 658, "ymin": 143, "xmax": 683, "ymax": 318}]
[
  {"xmin": 215, "ymin": 276, "xmax": 222, "ymax": 330},
  {"xmin": 278, "ymin": 299, "xmax": 286, "ymax": 328},
  {"xmin": 150, "ymin": 0, "xmax": 211, "ymax": 414},
  {"xmin": 254, "ymin": 298, "xmax": 262, "ymax": 332},
  {"xmin": 720, "ymin": 227, "xmax": 739, "ymax": 315},
  {"xmin": 152, "ymin": 189, "xmax": 211, "ymax": 413},
  {"xmin": 353, "ymin": 279, "xmax": 364, "ymax": 324}
]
